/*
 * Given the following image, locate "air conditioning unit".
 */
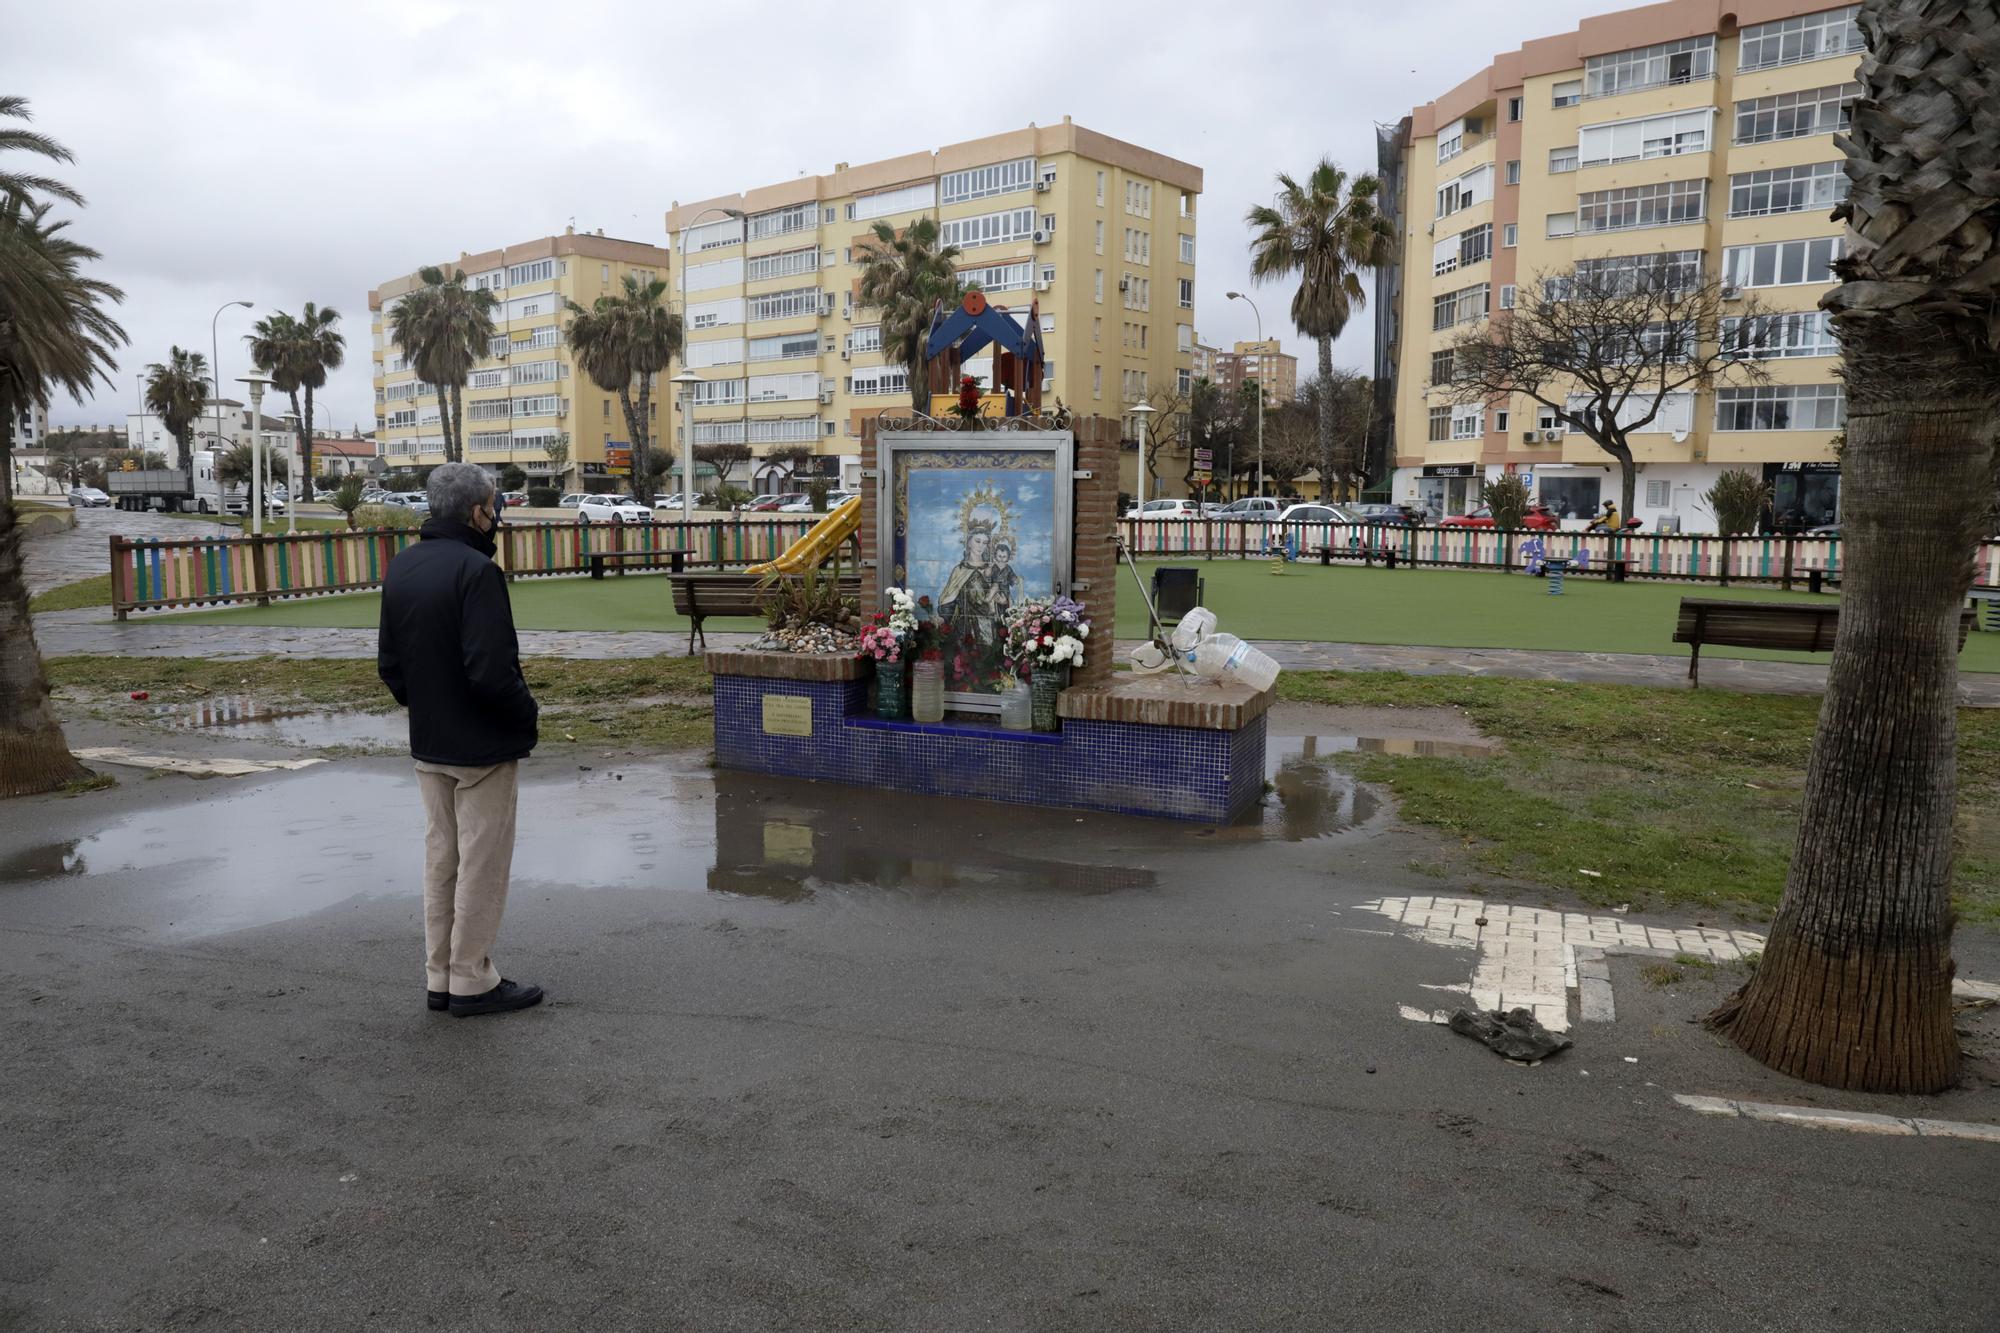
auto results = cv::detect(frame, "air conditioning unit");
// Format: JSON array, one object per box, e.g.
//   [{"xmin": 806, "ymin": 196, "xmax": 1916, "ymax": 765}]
[
  {"xmin": 1118, "ymin": 278, "xmax": 1131, "ymax": 292},
  {"xmin": 1034, "ymin": 279, "xmax": 1052, "ymax": 293},
  {"xmin": 1720, "ymin": 284, "xmax": 1743, "ymax": 301},
  {"xmin": 1032, "ymin": 229, "xmax": 1050, "ymax": 245},
  {"xmin": 1036, "ymin": 180, "xmax": 1052, "ymax": 192},
  {"xmin": 819, "ymin": 389, "xmax": 835, "ymax": 405},
  {"xmin": 819, "ymin": 294, "xmax": 836, "ymax": 316},
  {"xmin": 840, "ymin": 348, "xmax": 850, "ymax": 360},
  {"xmin": 841, "ymin": 303, "xmax": 853, "ymax": 321},
  {"xmin": 1521, "ymin": 430, "xmax": 1538, "ymax": 444},
  {"xmin": 1542, "ymin": 429, "xmax": 1566, "ymax": 443}
]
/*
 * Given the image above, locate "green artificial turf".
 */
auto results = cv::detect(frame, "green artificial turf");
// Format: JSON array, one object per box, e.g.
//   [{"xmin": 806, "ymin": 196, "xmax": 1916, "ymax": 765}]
[{"xmin": 145, "ymin": 561, "xmax": 2000, "ymax": 672}]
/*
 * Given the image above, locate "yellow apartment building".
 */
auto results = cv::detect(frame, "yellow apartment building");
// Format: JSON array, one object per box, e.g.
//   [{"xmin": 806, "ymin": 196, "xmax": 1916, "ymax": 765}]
[
  {"xmin": 1213, "ymin": 338, "xmax": 1299, "ymax": 407},
  {"xmin": 1382, "ymin": 0, "xmax": 1862, "ymax": 532},
  {"xmin": 369, "ymin": 229, "xmax": 677, "ymax": 486},
  {"xmin": 661, "ymin": 117, "xmax": 1202, "ymax": 497}
]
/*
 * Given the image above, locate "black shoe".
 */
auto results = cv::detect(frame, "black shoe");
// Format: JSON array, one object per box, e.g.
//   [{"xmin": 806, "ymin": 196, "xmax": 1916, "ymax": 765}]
[
  {"xmin": 449, "ymin": 979, "xmax": 545, "ymax": 1018},
  {"xmin": 427, "ymin": 990, "xmax": 448, "ymax": 1012}
]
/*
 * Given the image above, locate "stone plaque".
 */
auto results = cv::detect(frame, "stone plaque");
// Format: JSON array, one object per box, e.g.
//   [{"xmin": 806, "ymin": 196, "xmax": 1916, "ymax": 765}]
[{"xmin": 762, "ymin": 694, "xmax": 812, "ymax": 737}]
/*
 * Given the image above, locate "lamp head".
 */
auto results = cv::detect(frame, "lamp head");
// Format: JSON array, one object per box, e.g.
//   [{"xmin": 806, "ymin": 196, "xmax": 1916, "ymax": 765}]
[{"xmin": 1226, "ymin": 291, "xmax": 1243, "ymax": 300}]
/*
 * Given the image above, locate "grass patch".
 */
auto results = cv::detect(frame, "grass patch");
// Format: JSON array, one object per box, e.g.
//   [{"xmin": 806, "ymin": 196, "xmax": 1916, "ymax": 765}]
[
  {"xmin": 1639, "ymin": 962, "xmax": 1686, "ymax": 988},
  {"xmin": 1277, "ymin": 670, "xmax": 2000, "ymax": 923},
  {"xmin": 162, "ymin": 576, "xmax": 766, "ymax": 634},
  {"xmin": 30, "ymin": 574, "xmax": 113, "ymax": 612},
  {"xmin": 60, "ymin": 772, "xmax": 117, "ymax": 796}
]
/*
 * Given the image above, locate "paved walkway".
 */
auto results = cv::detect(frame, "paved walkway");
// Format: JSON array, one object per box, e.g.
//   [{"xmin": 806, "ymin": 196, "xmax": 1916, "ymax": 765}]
[
  {"xmin": 22, "ymin": 507, "xmax": 237, "ymax": 595},
  {"xmin": 28, "ymin": 608, "xmax": 2000, "ymax": 702}
]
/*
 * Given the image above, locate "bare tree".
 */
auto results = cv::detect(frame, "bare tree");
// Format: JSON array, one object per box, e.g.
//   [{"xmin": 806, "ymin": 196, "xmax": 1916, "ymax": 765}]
[
  {"xmin": 1300, "ymin": 369, "xmax": 1374, "ymax": 499},
  {"xmin": 1439, "ymin": 264, "xmax": 1771, "ymax": 518}
]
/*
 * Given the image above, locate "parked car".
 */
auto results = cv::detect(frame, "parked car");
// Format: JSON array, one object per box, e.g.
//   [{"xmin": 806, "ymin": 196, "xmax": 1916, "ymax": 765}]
[
  {"xmin": 558, "ymin": 493, "xmax": 589, "ymax": 509},
  {"xmin": 67, "ymin": 486, "xmax": 112, "ymax": 508},
  {"xmin": 1808, "ymin": 522, "xmax": 1842, "ymax": 537},
  {"xmin": 652, "ymin": 493, "xmax": 696, "ymax": 511},
  {"xmin": 1274, "ymin": 503, "xmax": 1356, "ymax": 526},
  {"xmin": 777, "ymin": 495, "xmax": 819, "ymax": 513},
  {"xmin": 1347, "ymin": 502, "xmax": 1422, "ymax": 526},
  {"xmin": 1213, "ymin": 497, "xmax": 1283, "ymax": 522},
  {"xmin": 577, "ymin": 494, "xmax": 651, "ymax": 523},
  {"xmin": 1125, "ymin": 498, "xmax": 1204, "ymax": 520},
  {"xmin": 500, "ymin": 491, "xmax": 528, "ymax": 508},
  {"xmin": 1439, "ymin": 504, "xmax": 1559, "ymax": 530},
  {"xmin": 745, "ymin": 493, "xmax": 790, "ymax": 512}
]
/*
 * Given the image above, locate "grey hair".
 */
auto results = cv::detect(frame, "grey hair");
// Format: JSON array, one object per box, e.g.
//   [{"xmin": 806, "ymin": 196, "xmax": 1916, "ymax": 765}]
[{"xmin": 427, "ymin": 463, "xmax": 496, "ymax": 525}]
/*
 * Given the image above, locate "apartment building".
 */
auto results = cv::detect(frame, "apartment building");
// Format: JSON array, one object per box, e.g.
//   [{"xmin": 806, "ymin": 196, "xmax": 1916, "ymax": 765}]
[
  {"xmin": 661, "ymin": 117, "xmax": 1201, "ymax": 495},
  {"xmin": 11, "ymin": 403, "xmax": 48, "ymax": 451},
  {"xmin": 1383, "ymin": 0, "xmax": 1862, "ymax": 531},
  {"xmin": 1212, "ymin": 339, "xmax": 1298, "ymax": 406},
  {"xmin": 368, "ymin": 229, "xmax": 676, "ymax": 484}
]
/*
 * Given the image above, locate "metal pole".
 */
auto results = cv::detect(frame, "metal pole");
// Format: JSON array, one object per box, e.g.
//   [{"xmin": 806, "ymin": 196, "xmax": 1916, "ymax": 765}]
[
  {"xmin": 249, "ymin": 382, "xmax": 265, "ymax": 534},
  {"xmin": 210, "ymin": 301, "xmax": 251, "ymax": 502}
]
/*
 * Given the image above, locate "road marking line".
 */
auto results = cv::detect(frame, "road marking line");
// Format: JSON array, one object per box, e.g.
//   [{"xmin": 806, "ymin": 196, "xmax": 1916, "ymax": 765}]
[{"xmin": 1674, "ymin": 1094, "xmax": 2000, "ymax": 1143}]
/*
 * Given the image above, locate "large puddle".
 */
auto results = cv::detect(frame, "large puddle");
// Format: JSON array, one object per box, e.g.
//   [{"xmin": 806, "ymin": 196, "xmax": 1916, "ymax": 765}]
[{"xmin": 149, "ymin": 696, "xmax": 405, "ymax": 750}]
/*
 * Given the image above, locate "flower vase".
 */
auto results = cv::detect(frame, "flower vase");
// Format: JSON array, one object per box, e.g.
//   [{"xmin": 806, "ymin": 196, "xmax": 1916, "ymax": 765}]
[
  {"xmin": 1030, "ymin": 663, "xmax": 1069, "ymax": 733},
  {"xmin": 911, "ymin": 659, "xmax": 945, "ymax": 723},
  {"xmin": 999, "ymin": 681, "xmax": 1033, "ymax": 731},
  {"xmin": 875, "ymin": 659, "xmax": 908, "ymax": 720}
]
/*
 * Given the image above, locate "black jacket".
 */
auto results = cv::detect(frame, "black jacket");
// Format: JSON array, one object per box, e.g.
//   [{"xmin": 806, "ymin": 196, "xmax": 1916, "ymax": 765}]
[{"xmin": 378, "ymin": 518, "xmax": 538, "ymax": 766}]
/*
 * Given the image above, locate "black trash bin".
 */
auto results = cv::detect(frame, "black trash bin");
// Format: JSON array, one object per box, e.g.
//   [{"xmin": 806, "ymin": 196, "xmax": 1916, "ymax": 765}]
[{"xmin": 1151, "ymin": 566, "xmax": 1205, "ymax": 623}]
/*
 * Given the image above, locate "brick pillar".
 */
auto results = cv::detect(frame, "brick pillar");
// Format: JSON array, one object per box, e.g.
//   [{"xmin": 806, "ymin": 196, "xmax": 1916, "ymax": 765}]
[
  {"xmin": 1070, "ymin": 415, "xmax": 1120, "ymax": 690},
  {"xmin": 859, "ymin": 416, "xmax": 882, "ymax": 607}
]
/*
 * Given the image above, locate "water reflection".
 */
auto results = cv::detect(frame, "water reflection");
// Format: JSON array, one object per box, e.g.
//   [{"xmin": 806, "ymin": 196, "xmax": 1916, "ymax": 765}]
[{"xmin": 151, "ymin": 696, "xmax": 404, "ymax": 749}]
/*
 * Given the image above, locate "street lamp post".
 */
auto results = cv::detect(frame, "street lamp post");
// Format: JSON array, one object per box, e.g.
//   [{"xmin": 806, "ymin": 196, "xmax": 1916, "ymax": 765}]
[
  {"xmin": 1227, "ymin": 292, "xmax": 1264, "ymax": 499},
  {"xmin": 211, "ymin": 300, "xmax": 253, "ymax": 483},
  {"xmin": 673, "ymin": 205, "xmax": 747, "ymax": 527},
  {"xmin": 237, "ymin": 375, "xmax": 272, "ymax": 534},
  {"xmin": 1129, "ymin": 401, "xmax": 1156, "ymax": 510},
  {"xmin": 280, "ymin": 411, "xmax": 302, "ymax": 533}
]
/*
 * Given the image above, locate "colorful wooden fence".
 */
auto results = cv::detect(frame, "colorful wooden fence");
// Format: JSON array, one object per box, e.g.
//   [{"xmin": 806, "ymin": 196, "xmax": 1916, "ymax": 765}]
[
  {"xmin": 1122, "ymin": 520, "xmax": 2000, "ymax": 589},
  {"xmin": 108, "ymin": 518, "xmax": 819, "ymax": 618}
]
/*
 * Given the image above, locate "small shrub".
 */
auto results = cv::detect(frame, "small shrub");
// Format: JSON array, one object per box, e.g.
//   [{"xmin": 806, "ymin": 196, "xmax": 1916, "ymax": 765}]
[
  {"xmin": 526, "ymin": 486, "xmax": 560, "ymax": 508},
  {"xmin": 330, "ymin": 476, "xmax": 367, "ymax": 529},
  {"xmin": 1705, "ymin": 469, "xmax": 1770, "ymax": 535},
  {"xmin": 1485, "ymin": 473, "xmax": 1531, "ymax": 530},
  {"xmin": 356, "ymin": 503, "xmax": 420, "ymax": 530},
  {"xmin": 808, "ymin": 479, "xmax": 831, "ymax": 514}
]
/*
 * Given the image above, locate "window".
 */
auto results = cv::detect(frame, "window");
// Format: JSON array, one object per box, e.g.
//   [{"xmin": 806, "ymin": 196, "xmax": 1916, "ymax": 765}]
[
  {"xmin": 1578, "ymin": 109, "xmax": 1714, "ymax": 166},
  {"xmin": 1094, "ymin": 270, "xmax": 1104, "ymax": 303},
  {"xmin": 941, "ymin": 206, "xmax": 1037, "ymax": 250},
  {"xmin": 506, "ymin": 259, "xmax": 553, "ymax": 285},
  {"xmin": 1552, "ymin": 79, "xmax": 1582, "ymax": 108},
  {"xmin": 1565, "ymin": 390, "xmax": 1694, "ymax": 434},
  {"xmin": 1585, "ymin": 35, "xmax": 1715, "ymax": 98},
  {"xmin": 1739, "ymin": 6, "xmax": 1863, "ymax": 71},
  {"xmin": 1645, "ymin": 480, "xmax": 1672, "ymax": 508},
  {"xmin": 1093, "ymin": 364, "xmax": 1102, "ymax": 398},
  {"xmin": 1575, "ymin": 250, "xmax": 1703, "ymax": 294},
  {"xmin": 749, "ymin": 330, "xmax": 819, "ymax": 362},
  {"xmin": 1729, "ymin": 161, "xmax": 1849, "ymax": 217},
  {"xmin": 683, "ymin": 256, "xmax": 744, "ymax": 293},
  {"xmin": 1094, "ymin": 220, "xmax": 1104, "ymax": 254},
  {"xmin": 684, "ymin": 337, "xmax": 744, "ymax": 368},
  {"xmin": 1577, "ymin": 179, "xmax": 1706, "ymax": 232},
  {"xmin": 1436, "ymin": 164, "xmax": 1494, "ymax": 219},
  {"xmin": 520, "ymin": 325, "xmax": 561, "ymax": 350},
  {"xmin": 386, "ymin": 409, "xmax": 416, "ymax": 429},
  {"xmin": 1178, "ymin": 324, "xmax": 1193, "ymax": 352},
  {"xmin": 1499, "ymin": 284, "xmax": 1516, "ymax": 310},
  {"xmin": 1124, "ymin": 180, "xmax": 1154, "ymax": 217},
  {"xmin": 1437, "ymin": 119, "xmax": 1466, "ymax": 163},
  {"xmin": 1502, "ymin": 223, "xmax": 1518, "ymax": 248},
  {"xmin": 687, "ymin": 378, "xmax": 743, "ymax": 406},
  {"xmin": 850, "ymin": 181, "xmax": 937, "ymax": 221},
  {"xmin": 1495, "ymin": 409, "xmax": 1510, "ymax": 432},
  {"xmin": 601, "ymin": 400, "xmax": 610, "ymax": 419},
  {"xmin": 746, "ymin": 285, "xmax": 822, "ymax": 321},
  {"xmin": 942, "ymin": 157, "xmax": 1036, "ymax": 205},
  {"xmin": 1507, "ymin": 96, "xmax": 1523, "ymax": 122},
  {"xmin": 746, "ymin": 247, "xmax": 819, "ymax": 282},
  {"xmin": 747, "ymin": 203, "xmax": 814, "ymax": 240},
  {"xmin": 1537, "ymin": 406, "xmax": 1559, "ymax": 431},
  {"xmin": 1549, "ymin": 146, "xmax": 1579, "ymax": 174},
  {"xmin": 1546, "ymin": 212, "xmax": 1577, "ymax": 238},
  {"xmin": 511, "ymin": 359, "xmax": 560, "ymax": 386},
  {"xmin": 746, "ymin": 417, "xmax": 819, "ymax": 444},
  {"xmin": 687, "ymin": 296, "xmax": 745, "ymax": 330},
  {"xmin": 1096, "ymin": 171, "xmax": 1105, "ymax": 205},
  {"xmin": 1178, "ymin": 278, "xmax": 1193, "ymax": 309},
  {"xmin": 1179, "ymin": 192, "xmax": 1194, "ymax": 218},
  {"xmin": 1734, "ymin": 84, "xmax": 1859, "ymax": 145},
  {"xmin": 848, "ymin": 366, "xmax": 909, "ymax": 397},
  {"xmin": 1505, "ymin": 160, "xmax": 1521, "ymax": 186},
  {"xmin": 1430, "ymin": 348, "xmax": 1455, "ymax": 384},
  {"xmin": 747, "ymin": 371, "xmax": 819, "ymax": 402},
  {"xmin": 1450, "ymin": 404, "xmax": 1482, "ymax": 440},
  {"xmin": 1432, "ymin": 223, "xmax": 1491, "ymax": 276},
  {"xmin": 1179, "ymin": 234, "xmax": 1195, "ymax": 264},
  {"xmin": 1431, "ymin": 283, "xmax": 1490, "ymax": 329},
  {"xmin": 1723, "ymin": 236, "xmax": 1844, "ymax": 287},
  {"xmin": 1177, "ymin": 368, "xmax": 1192, "ymax": 394},
  {"xmin": 1122, "ymin": 228, "xmax": 1152, "ymax": 264},
  {"xmin": 686, "ymin": 216, "xmax": 744, "ymax": 251},
  {"xmin": 959, "ymin": 260, "xmax": 1035, "ymax": 293},
  {"xmin": 1720, "ymin": 308, "xmax": 1840, "ymax": 356},
  {"xmin": 1714, "ymin": 384, "xmax": 1846, "ymax": 431},
  {"xmin": 1428, "ymin": 406, "xmax": 1451, "ymax": 441},
  {"xmin": 849, "ymin": 325, "xmax": 882, "ymax": 354}
]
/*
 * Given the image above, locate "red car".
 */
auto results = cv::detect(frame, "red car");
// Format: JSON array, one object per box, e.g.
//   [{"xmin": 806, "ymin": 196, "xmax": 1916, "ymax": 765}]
[{"xmin": 1439, "ymin": 504, "xmax": 1559, "ymax": 530}]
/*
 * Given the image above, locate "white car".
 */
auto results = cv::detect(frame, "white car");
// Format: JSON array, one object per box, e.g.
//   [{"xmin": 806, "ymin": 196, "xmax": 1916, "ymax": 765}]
[
  {"xmin": 1275, "ymin": 503, "xmax": 1356, "ymax": 526},
  {"xmin": 1126, "ymin": 499, "xmax": 1203, "ymax": 520},
  {"xmin": 558, "ymin": 493, "xmax": 590, "ymax": 509},
  {"xmin": 577, "ymin": 495, "xmax": 652, "ymax": 523},
  {"xmin": 652, "ymin": 493, "xmax": 697, "ymax": 511}
]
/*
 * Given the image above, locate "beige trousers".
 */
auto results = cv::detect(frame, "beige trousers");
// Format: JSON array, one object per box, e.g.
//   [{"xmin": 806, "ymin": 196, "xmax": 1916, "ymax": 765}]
[{"xmin": 415, "ymin": 760, "xmax": 520, "ymax": 996}]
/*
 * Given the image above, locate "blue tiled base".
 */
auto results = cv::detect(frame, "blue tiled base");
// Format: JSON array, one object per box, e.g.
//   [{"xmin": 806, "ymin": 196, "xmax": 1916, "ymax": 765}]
[{"xmin": 713, "ymin": 674, "xmax": 1266, "ymax": 823}]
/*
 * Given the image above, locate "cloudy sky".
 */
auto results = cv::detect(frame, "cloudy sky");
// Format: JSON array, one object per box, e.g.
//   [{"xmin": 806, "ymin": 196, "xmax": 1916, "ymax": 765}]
[{"xmin": 7, "ymin": 0, "xmax": 1613, "ymax": 430}]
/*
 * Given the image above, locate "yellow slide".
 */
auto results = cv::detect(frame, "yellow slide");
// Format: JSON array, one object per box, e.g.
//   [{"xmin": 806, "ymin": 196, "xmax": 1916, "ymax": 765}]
[{"xmin": 746, "ymin": 495, "xmax": 863, "ymax": 575}]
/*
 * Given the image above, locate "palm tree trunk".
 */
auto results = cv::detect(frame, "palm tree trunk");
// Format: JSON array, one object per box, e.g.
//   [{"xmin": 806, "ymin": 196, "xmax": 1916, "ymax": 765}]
[
  {"xmin": 1315, "ymin": 336, "xmax": 1334, "ymax": 502},
  {"xmin": 444, "ymin": 385, "xmax": 462, "ymax": 464},
  {"xmin": 907, "ymin": 336, "xmax": 928, "ymax": 414},
  {"xmin": 300, "ymin": 386, "xmax": 316, "ymax": 501},
  {"xmin": 0, "ymin": 470, "xmax": 87, "ymax": 798}
]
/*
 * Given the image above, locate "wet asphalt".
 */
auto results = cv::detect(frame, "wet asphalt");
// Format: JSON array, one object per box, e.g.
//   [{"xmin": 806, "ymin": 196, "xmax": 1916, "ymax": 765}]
[{"xmin": 4, "ymin": 745, "xmax": 1998, "ymax": 1330}]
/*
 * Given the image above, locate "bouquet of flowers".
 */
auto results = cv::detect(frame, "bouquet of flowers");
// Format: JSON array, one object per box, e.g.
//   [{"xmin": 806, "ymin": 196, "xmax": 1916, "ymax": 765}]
[
  {"xmin": 856, "ymin": 615, "xmax": 902, "ymax": 663},
  {"xmin": 1004, "ymin": 596, "xmax": 1090, "ymax": 673},
  {"xmin": 885, "ymin": 586, "xmax": 919, "ymax": 638},
  {"xmin": 952, "ymin": 374, "xmax": 983, "ymax": 423}
]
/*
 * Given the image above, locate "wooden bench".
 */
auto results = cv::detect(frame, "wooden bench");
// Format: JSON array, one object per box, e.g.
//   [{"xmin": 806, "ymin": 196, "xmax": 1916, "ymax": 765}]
[
  {"xmin": 1314, "ymin": 543, "xmax": 1400, "ymax": 570},
  {"xmin": 670, "ymin": 571, "xmax": 860, "ymax": 653},
  {"xmin": 586, "ymin": 548, "xmax": 687, "ymax": 579},
  {"xmin": 1673, "ymin": 598, "xmax": 1973, "ymax": 688}
]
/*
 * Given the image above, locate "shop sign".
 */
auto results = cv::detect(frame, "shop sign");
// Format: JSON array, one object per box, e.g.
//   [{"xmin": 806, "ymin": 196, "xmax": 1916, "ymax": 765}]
[{"xmin": 1421, "ymin": 464, "xmax": 1478, "ymax": 478}]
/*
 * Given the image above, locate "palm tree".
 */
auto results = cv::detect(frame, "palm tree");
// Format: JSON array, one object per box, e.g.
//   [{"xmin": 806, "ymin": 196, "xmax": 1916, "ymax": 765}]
[
  {"xmin": 855, "ymin": 218, "xmax": 963, "ymax": 413},
  {"xmin": 1708, "ymin": 0, "xmax": 2000, "ymax": 1094},
  {"xmin": 246, "ymin": 303, "xmax": 344, "ymax": 499},
  {"xmin": 565, "ymin": 274, "xmax": 681, "ymax": 506},
  {"xmin": 1245, "ymin": 160, "xmax": 1395, "ymax": 500},
  {"xmin": 0, "ymin": 96, "xmax": 126, "ymax": 797},
  {"xmin": 142, "ymin": 347, "xmax": 210, "ymax": 473},
  {"xmin": 389, "ymin": 266, "xmax": 494, "ymax": 463}
]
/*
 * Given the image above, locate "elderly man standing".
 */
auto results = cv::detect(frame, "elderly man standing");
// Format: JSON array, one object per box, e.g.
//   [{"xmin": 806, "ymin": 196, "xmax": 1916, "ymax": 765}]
[{"xmin": 378, "ymin": 462, "xmax": 544, "ymax": 1018}]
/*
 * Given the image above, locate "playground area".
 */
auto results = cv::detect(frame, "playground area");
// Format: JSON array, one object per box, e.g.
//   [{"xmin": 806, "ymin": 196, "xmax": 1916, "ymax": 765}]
[{"xmin": 137, "ymin": 559, "xmax": 2000, "ymax": 672}]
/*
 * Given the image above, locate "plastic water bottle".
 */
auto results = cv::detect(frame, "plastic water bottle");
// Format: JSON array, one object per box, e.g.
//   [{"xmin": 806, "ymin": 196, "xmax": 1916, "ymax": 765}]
[
  {"xmin": 1187, "ymin": 633, "xmax": 1281, "ymax": 692},
  {"xmin": 1170, "ymin": 606, "xmax": 1217, "ymax": 653}
]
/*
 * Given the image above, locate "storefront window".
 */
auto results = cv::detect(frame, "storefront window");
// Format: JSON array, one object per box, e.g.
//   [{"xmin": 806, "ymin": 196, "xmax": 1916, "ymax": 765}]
[
  {"xmin": 1765, "ymin": 465, "xmax": 1839, "ymax": 531},
  {"xmin": 1540, "ymin": 476, "xmax": 1602, "ymax": 520}
]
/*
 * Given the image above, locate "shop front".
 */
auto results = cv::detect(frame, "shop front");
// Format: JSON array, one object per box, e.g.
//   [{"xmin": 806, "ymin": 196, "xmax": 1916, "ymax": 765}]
[
  {"xmin": 1415, "ymin": 463, "xmax": 1481, "ymax": 520},
  {"xmin": 1762, "ymin": 462, "xmax": 1840, "ymax": 532}
]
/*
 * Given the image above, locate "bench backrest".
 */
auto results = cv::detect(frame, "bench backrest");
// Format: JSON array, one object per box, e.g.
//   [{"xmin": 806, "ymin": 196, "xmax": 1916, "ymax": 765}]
[
  {"xmin": 671, "ymin": 572, "xmax": 858, "ymax": 617},
  {"xmin": 1675, "ymin": 598, "xmax": 1974, "ymax": 652}
]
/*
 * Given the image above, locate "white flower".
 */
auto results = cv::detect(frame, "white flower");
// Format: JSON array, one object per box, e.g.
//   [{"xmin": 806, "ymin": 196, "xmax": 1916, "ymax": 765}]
[{"xmin": 1077, "ymin": 622, "xmax": 1090, "ymax": 638}]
